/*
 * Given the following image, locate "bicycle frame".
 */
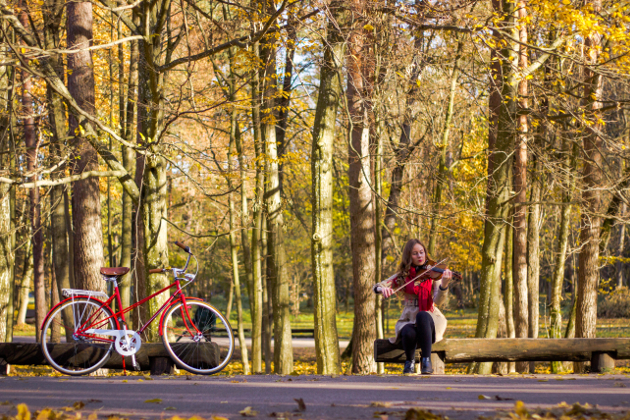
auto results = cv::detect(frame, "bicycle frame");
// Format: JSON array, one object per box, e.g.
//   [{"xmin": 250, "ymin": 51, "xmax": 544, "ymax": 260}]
[{"xmin": 43, "ymin": 277, "xmax": 200, "ymax": 345}]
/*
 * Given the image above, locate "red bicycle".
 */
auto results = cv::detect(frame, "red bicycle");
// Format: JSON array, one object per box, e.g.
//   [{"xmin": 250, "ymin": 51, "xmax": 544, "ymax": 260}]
[{"xmin": 40, "ymin": 241, "xmax": 234, "ymax": 376}]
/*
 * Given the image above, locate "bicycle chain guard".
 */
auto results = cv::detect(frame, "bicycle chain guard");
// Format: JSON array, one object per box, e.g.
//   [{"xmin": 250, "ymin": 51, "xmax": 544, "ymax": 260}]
[
  {"xmin": 115, "ymin": 331, "xmax": 142, "ymax": 356},
  {"xmin": 85, "ymin": 329, "xmax": 142, "ymax": 356}
]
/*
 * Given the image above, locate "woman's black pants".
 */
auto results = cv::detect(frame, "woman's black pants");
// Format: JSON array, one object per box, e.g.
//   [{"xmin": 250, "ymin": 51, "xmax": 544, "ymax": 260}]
[{"xmin": 401, "ymin": 311, "xmax": 436, "ymax": 362}]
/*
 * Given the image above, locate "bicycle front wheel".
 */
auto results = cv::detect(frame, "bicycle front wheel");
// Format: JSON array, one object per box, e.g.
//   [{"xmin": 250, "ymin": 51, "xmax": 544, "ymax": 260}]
[
  {"xmin": 41, "ymin": 298, "xmax": 115, "ymax": 376},
  {"xmin": 162, "ymin": 300, "xmax": 234, "ymax": 375}
]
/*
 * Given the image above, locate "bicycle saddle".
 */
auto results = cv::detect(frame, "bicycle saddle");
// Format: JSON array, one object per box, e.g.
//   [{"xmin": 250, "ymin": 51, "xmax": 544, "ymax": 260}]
[{"xmin": 100, "ymin": 267, "xmax": 130, "ymax": 276}]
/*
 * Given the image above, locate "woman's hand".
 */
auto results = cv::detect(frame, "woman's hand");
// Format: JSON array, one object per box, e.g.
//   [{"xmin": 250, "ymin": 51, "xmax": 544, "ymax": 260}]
[
  {"xmin": 381, "ymin": 287, "xmax": 395, "ymax": 298},
  {"xmin": 441, "ymin": 269, "xmax": 453, "ymax": 288}
]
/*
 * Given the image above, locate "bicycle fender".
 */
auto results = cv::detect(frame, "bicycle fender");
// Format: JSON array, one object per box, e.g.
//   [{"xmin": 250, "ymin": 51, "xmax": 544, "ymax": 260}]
[
  {"xmin": 41, "ymin": 296, "xmax": 118, "ymax": 330},
  {"xmin": 158, "ymin": 297, "xmax": 204, "ymax": 336}
]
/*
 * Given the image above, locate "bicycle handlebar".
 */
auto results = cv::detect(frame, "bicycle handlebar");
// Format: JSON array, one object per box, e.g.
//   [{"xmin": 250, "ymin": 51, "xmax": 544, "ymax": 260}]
[{"xmin": 175, "ymin": 241, "xmax": 190, "ymax": 253}]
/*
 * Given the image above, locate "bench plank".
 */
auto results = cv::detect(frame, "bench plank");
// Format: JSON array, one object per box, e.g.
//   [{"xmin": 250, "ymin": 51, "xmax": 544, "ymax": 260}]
[{"xmin": 375, "ymin": 338, "xmax": 630, "ymax": 363}]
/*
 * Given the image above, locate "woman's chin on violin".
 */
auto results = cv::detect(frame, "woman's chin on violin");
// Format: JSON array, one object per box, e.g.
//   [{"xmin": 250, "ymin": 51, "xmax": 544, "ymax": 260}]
[{"xmin": 374, "ymin": 239, "xmax": 461, "ymax": 375}]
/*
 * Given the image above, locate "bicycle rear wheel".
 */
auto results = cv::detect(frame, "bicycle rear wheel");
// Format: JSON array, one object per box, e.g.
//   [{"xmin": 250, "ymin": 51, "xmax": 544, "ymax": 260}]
[
  {"xmin": 162, "ymin": 300, "xmax": 234, "ymax": 375},
  {"xmin": 41, "ymin": 298, "xmax": 115, "ymax": 376}
]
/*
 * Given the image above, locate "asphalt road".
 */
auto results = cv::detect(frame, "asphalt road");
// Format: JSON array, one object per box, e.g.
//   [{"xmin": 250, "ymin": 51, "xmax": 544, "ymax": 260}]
[{"xmin": 1, "ymin": 373, "xmax": 630, "ymax": 419}]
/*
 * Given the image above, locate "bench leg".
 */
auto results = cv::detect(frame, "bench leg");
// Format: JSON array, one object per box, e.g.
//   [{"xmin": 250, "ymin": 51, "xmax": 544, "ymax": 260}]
[
  {"xmin": 149, "ymin": 357, "xmax": 174, "ymax": 375},
  {"xmin": 0, "ymin": 361, "xmax": 9, "ymax": 376},
  {"xmin": 431, "ymin": 353, "xmax": 445, "ymax": 375},
  {"xmin": 591, "ymin": 352, "xmax": 615, "ymax": 373}
]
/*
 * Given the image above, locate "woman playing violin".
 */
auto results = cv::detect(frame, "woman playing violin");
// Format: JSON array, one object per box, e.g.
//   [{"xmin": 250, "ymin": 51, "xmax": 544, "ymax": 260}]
[{"xmin": 374, "ymin": 239, "xmax": 457, "ymax": 374}]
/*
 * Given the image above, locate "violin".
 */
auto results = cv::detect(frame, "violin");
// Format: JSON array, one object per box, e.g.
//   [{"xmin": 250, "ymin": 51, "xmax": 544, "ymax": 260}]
[{"xmin": 417, "ymin": 258, "xmax": 463, "ymax": 282}]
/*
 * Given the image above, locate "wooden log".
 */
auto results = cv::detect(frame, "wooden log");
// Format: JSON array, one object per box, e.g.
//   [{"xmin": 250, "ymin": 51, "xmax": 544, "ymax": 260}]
[
  {"xmin": 591, "ymin": 352, "xmax": 615, "ymax": 373},
  {"xmin": 150, "ymin": 357, "xmax": 174, "ymax": 375},
  {"xmin": 374, "ymin": 338, "xmax": 630, "ymax": 363},
  {"xmin": 0, "ymin": 343, "xmax": 168, "ymax": 371}
]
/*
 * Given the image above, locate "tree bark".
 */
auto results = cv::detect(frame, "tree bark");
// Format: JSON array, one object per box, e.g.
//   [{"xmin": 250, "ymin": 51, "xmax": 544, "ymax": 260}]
[
  {"xmin": 0, "ymin": 41, "xmax": 13, "ymax": 342},
  {"xmin": 229, "ymin": 124, "xmax": 250, "ymax": 375},
  {"xmin": 472, "ymin": 0, "xmax": 517, "ymax": 375},
  {"xmin": 67, "ymin": 0, "xmax": 105, "ymax": 293},
  {"xmin": 575, "ymin": 2, "xmax": 604, "ymax": 373},
  {"xmin": 527, "ymin": 159, "xmax": 541, "ymax": 346},
  {"xmin": 250, "ymin": 42, "xmax": 264, "ymax": 373},
  {"xmin": 120, "ymin": 37, "xmax": 138, "ymax": 310},
  {"xmin": 347, "ymin": 4, "xmax": 376, "ymax": 373},
  {"xmin": 0, "ymin": 183, "xmax": 11, "ymax": 342},
  {"xmin": 310, "ymin": 2, "xmax": 345, "ymax": 375},
  {"xmin": 259, "ymin": 0, "xmax": 293, "ymax": 373},
  {"xmin": 19, "ymin": 4, "xmax": 46, "ymax": 341},
  {"xmin": 428, "ymin": 41, "xmax": 463, "ymax": 255}
]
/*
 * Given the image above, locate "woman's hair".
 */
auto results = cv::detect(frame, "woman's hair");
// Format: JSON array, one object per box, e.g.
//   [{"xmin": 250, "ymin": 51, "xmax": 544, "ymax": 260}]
[{"xmin": 397, "ymin": 239, "xmax": 429, "ymax": 277}]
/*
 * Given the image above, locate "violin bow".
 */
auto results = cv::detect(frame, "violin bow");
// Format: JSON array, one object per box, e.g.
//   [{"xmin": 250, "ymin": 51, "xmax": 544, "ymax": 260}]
[{"xmin": 387, "ymin": 258, "xmax": 448, "ymax": 297}]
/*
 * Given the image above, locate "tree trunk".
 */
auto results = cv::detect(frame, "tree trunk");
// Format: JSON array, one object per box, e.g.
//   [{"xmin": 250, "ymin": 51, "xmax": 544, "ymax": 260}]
[
  {"xmin": 120, "ymin": 37, "xmax": 138, "ymax": 310},
  {"xmin": 0, "ymin": 45, "xmax": 13, "ymax": 342},
  {"xmin": 0, "ymin": 183, "xmax": 11, "ymax": 342},
  {"xmin": 550, "ymin": 138, "xmax": 576, "ymax": 372},
  {"xmin": 616, "ymin": 204, "xmax": 626, "ymax": 288},
  {"xmin": 261, "ymin": 215, "xmax": 271, "ymax": 373},
  {"xmin": 472, "ymin": 0, "xmax": 517, "ymax": 375},
  {"xmin": 67, "ymin": 0, "xmax": 105, "ymax": 294},
  {"xmin": 310, "ymin": 2, "xmax": 345, "ymax": 375},
  {"xmin": 347, "ymin": 11, "xmax": 376, "ymax": 373},
  {"xmin": 19, "ymin": 4, "xmax": 46, "ymax": 341},
  {"xmin": 504, "ymin": 220, "xmax": 515, "ymax": 373},
  {"xmin": 17, "ymin": 237, "xmax": 32, "ymax": 326},
  {"xmin": 428, "ymin": 41, "xmax": 463, "ymax": 255},
  {"xmin": 527, "ymin": 160, "xmax": 541, "ymax": 350},
  {"xmin": 229, "ymin": 125, "xmax": 250, "ymax": 375},
  {"xmin": 259, "ymin": 2, "xmax": 293, "ymax": 372},
  {"xmin": 575, "ymin": 7, "xmax": 604, "ymax": 373},
  {"xmin": 43, "ymin": 0, "xmax": 73, "ymax": 339},
  {"xmin": 250, "ymin": 43, "xmax": 264, "ymax": 373}
]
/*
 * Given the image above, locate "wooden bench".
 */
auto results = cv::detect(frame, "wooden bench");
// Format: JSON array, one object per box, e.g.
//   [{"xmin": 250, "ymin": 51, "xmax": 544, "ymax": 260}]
[
  {"xmin": 0, "ymin": 343, "xmax": 175, "ymax": 375},
  {"xmin": 374, "ymin": 338, "xmax": 630, "ymax": 374}
]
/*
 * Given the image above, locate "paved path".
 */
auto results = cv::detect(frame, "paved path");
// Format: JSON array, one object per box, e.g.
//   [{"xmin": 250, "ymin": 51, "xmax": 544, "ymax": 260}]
[{"xmin": 1, "ymin": 374, "xmax": 629, "ymax": 419}]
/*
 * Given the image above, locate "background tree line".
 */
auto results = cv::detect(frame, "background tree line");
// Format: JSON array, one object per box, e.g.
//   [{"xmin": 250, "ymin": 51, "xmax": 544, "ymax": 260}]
[{"xmin": 0, "ymin": 0, "xmax": 629, "ymax": 375}]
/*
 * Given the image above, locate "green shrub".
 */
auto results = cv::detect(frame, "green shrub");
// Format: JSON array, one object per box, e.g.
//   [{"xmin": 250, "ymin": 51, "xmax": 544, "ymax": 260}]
[{"xmin": 598, "ymin": 287, "xmax": 630, "ymax": 318}]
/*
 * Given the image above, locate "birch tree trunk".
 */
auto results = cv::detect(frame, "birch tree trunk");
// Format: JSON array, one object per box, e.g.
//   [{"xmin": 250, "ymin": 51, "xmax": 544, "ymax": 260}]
[
  {"xmin": 0, "ymin": 185, "xmax": 10, "ymax": 341},
  {"xmin": 44, "ymin": 0, "xmax": 72, "ymax": 339},
  {"xmin": 0, "ymin": 40, "xmax": 13, "ymax": 342},
  {"xmin": 19, "ymin": 4, "xmax": 46, "ymax": 340},
  {"xmin": 67, "ymin": 0, "xmax": 105, "ymax": 293},
  {"xmin": 311, "ymin": 2, "xmax": 346, "ymax": 374},
  {"xmin": 575, "ymin": 1, "xmax": 604, "ymax": 373},
  {"xmin": 250, "ymin": 43, "xmax": 264, "ymax": 373}
]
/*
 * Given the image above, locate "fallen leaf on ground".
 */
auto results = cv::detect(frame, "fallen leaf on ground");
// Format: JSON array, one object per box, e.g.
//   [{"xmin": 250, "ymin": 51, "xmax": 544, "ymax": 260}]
[
  {"xmin": 294, "ymin": 398, "xmax": 306, "ymax": 412},
  {"xmin": 73, "ymin": 402, "xmax": 85, "ymax": 410},
  {"xmin": 211, "ymin": 417, "xmax": 229, "ymax": 420},
  {"xmin": 404, "ymin": 408, "xmax": 444, "ymax": 420},
  {"xmin": 239, "ymin": 406, "xmax": 258, "ymax": 417},
  {"xmin": 494, "ymin": 395, "xmax": 514, "ymax": 401},
  {"xmin": 86, "ymin": 399, "xmax": 102, "ymax": 403},
  {"xmin": 371, "ymin": 402, "xmax": 393, "ymax": 408},
  {"xmin": 144, "ymin": 399, "xmax": 162, "ymax": 404},
  {"xmin": 478, "ymin": 395, "xmax": 491, "ymax": 400}
]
